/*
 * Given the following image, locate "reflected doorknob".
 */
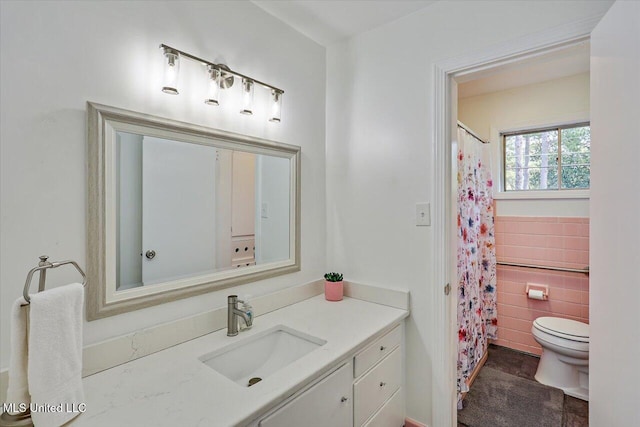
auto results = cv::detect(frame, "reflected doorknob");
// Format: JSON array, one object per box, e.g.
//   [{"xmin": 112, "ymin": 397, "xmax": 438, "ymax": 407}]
[{"xmin": 145, "ymin": 250, "xmax": 156, "ymax": 260}]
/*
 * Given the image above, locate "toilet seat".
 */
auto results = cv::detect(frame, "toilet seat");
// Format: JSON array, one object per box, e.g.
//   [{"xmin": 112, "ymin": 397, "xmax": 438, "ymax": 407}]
[{"xmin": 533, "ymin": 317, "xmax": 589, "ymax": 343}]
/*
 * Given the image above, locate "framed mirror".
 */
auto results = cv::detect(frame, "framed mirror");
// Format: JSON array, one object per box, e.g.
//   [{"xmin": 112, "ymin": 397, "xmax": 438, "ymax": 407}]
[{"xmin": 87, "ymin": 102, "xmax": 300, "ymax": 320}]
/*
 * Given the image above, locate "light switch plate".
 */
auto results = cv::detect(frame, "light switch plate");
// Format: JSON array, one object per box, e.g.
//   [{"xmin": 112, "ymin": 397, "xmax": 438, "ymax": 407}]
[
  {"xmin": 261, "ymin": 202, "xmax": 269, "ymax": 219},
  {"xmin": 416, "ymin": 203, "xmax": 430, "ymax": 226}
]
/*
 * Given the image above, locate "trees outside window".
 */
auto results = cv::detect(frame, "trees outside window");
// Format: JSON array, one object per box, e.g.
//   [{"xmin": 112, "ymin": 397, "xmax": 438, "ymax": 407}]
[{"xmin": 503, "ymin": 123, "xmax": 590, "ymax": 191}]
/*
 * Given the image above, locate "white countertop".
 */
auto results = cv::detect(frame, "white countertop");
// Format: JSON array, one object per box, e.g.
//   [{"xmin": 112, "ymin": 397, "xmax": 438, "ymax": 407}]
[{"xmin": 71, "ymin": 295, "xmax": 408, "ymax": 427}]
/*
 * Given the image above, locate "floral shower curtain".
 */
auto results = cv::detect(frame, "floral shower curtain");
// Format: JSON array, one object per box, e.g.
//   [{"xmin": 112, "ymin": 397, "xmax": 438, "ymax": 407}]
[{"xmin": 456, "ymin": 127, "xmax": 497, "ymax": 408}]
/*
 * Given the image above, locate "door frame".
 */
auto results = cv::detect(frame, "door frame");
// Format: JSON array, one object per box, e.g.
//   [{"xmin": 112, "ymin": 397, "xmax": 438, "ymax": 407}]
[{"xmin": 430, "ymin": 15, "xmax": 602, "ymax": 426}]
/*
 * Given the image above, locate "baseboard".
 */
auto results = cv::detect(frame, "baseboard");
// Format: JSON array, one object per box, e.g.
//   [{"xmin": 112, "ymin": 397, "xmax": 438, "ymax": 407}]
[
  {"xmin": 405, "ymin": 417, "xmax": 428, "ymax": 427},
  {"xmin": 466, "ymin": 349, "xmax": 489, "ymax": 390}
]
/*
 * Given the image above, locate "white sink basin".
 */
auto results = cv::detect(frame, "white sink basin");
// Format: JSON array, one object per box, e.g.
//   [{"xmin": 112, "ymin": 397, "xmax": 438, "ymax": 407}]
[{"xmin": 199, "ymin": 325, "xmax": 326, "ymax": 387}]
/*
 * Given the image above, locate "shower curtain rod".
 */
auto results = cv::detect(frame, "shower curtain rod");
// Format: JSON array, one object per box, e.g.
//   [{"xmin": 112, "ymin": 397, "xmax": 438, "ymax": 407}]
[{"xmin": 457, "ymin": 121, "xmax": 490, "ymax": 144}]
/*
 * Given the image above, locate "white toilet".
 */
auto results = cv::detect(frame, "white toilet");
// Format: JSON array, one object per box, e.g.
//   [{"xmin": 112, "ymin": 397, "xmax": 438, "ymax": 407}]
[{"xmin": 531, "ymin": 316, "xmax": 589, "ymax": 401}]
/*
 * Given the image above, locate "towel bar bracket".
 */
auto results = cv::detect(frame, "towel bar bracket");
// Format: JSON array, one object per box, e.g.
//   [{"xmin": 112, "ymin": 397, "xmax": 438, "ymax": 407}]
[{"xmin": 22, "ymin": 255, "xmax": 87, "ymax": 303}]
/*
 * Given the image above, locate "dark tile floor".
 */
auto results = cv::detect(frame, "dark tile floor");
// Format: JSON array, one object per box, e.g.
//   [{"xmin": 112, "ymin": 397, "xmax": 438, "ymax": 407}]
[{"xmin": 458, "ymin": 344, "xmax": 588, "ymax": 427}]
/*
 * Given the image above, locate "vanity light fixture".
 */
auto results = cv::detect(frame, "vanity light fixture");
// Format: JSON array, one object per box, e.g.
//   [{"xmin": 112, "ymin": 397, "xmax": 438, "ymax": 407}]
[
  {"xmin": 161, "ymin": 47, "xmax": 180, "ymax": 95},
  {"xmin": 159, "ymin": 44, "xmax": 284, "ymax": 122}
]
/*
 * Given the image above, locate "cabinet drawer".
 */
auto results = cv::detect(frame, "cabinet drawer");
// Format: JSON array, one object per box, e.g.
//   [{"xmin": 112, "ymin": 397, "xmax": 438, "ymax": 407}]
[
  {"xmin": 354, "ymin": 325, "xmax": 401, "ymax": 378},
  {"xmin": 363, "ymin": 388, "xmax": 404, "ymax": 427},
  {"xmin": 354, "ymin": 347, "xmax": 401, "ymax": 426},
  {"xmin": 259, "ymin": 362, "xmax": 352, "ymax": 427}
]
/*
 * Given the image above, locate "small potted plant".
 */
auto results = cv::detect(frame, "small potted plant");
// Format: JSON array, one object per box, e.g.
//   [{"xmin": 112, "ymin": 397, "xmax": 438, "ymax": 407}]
[{"xmin": 324, "ymin": 272, "xmax": 344, "ymax": 301}]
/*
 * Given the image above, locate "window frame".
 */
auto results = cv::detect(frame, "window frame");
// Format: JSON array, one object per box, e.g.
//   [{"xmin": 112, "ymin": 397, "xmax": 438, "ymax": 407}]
[{"xmin": 500, "ymin": 121, "xmax": 591, "ymax": 196}]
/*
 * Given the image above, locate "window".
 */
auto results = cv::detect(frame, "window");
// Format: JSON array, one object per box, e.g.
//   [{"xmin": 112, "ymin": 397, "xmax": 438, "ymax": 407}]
[{"xmin": 502, "ymin": 123, "xmax": 590, "ymax": 191}]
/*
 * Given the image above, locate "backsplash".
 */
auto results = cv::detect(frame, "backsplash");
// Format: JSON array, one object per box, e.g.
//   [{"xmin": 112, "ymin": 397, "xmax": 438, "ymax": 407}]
[{"xmin": 493, "ymin": 216, "xmax": 589, "ymax": 355}]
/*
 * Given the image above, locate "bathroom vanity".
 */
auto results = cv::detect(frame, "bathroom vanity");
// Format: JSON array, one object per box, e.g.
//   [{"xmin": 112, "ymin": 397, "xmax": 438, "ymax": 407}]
[{"xmin": 70, "ymin": 294, "xmax": 409, "ymax": 426}]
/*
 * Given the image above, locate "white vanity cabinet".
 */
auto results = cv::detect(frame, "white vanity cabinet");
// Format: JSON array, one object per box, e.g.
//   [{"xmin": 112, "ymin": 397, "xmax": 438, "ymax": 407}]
[
  {"xmin": 72, "ymin": 293, "xmax": 409, "ymax": 427},
  {"xmin": 255, "ymin": 324, "xmax": 405, "ymax": 427},
  {"xmin": 258, "ymin": 362, "xmax": 353, "ymax": 427}
]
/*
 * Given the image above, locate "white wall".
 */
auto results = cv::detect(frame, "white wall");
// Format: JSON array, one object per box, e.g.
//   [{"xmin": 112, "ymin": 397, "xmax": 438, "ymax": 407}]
[
  {"xmin": 459, "ymin": 73, "xmax": 590, "ymax": 217},
  {"xmin": 326, "ymin": 1, "xmax": 612, "ymax": 424},
  {"xmin": 0, "ymin": 0, "xmax": 326, "ymax": 371},
  {"xmin": 590, "ymin": 1, "xmax": 640, "ymax": 425}
]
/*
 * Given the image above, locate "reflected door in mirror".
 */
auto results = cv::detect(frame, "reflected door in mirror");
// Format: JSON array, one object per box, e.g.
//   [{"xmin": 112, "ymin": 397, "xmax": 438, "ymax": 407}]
[
  {"xmin": 142, "ymin": 136, "xmax": 217, "ymax": 285},
  {"xmin": 115, "ymin": 132, "xmax": 291, "ymax": 291}
]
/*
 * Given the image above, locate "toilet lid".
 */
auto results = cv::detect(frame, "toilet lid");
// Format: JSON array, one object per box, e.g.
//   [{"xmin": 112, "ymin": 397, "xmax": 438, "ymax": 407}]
[{"xmin": 534, "ymin": 317, "xmax": 589, "ymax": 342}]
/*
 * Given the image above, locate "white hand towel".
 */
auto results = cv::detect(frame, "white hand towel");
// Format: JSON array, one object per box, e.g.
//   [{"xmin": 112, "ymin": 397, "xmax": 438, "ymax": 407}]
[
  {"xmin": 28, "ymin": 283, "xmax": 84, "ymax": 427},
  {"xmin": 5, "ymin": 297, "xmax": 30, "ymax": 415}
]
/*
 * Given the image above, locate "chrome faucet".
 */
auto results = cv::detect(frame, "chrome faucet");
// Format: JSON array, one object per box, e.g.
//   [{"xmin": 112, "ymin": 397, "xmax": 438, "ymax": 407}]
[{"xmin": 227, "ymin": 295, "xmax": 253, "ymax": 336}]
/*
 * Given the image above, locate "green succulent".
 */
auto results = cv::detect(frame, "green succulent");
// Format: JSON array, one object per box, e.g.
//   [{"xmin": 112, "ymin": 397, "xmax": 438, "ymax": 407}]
[{"xmin": 324, "ymin": 272, "xmax": 343, "ymax": 282}]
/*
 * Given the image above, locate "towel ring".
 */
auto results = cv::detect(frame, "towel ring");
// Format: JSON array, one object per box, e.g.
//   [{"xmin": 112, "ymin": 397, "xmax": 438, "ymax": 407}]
[{"xmin": 22, "ymin": 255, "xmax": 87, "ymax": 303}]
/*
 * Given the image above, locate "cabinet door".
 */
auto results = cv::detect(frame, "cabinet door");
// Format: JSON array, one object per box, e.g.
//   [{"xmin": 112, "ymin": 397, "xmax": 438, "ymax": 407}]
[{"xmin": 259, "ymin": 362, "xmax": 352, "ymax": 427}]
